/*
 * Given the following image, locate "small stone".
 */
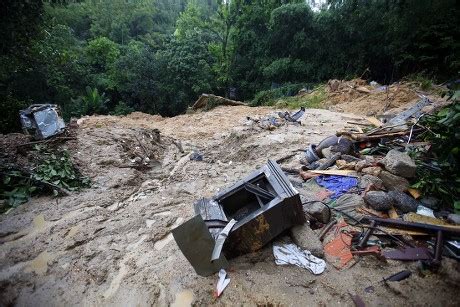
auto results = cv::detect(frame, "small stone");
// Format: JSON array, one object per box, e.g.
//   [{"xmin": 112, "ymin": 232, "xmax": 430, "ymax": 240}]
[
  {"xmin": 321, "ymin": 147, "xmax": 334, "ymax": 159},
  {"xmin": 291, "ymin": 223, "xmax": 324, "ymax": 258},
  {"xmin": 364, "ymin": 155, "xmax": 376, "ymax": 164},
  {"xmin": 335, "ymin": 194, "xmax": 365, "ymax": 209},
  {"xmin": 378, "ymin": 170, "xmax": 409, "ymax": 192},
  {"xmin": 303, "ymin": 201, "xmax": 330, "ymax": 224},
  {"xmin": 361, "ymin": 166, "xmax": 382, "ymax": 177},
  {"xmin": 388, "ymin": 190, "xmax": 419, "ymax": 213},
  {"xmin": 355, "ymin": 160, "xmax": 371, "ymax": 172},
  {"xmin": 359, "ymin": 174, "xmax": 384, "ymax": 190},
  {"xmin": 380, "ymin": 149, "xmax": 416, "ymax": 178},
  {"xmin": 447, "ymin": 214, "xmax": 460, "ymax": 225},
  {"xmin": 364, "ymin": 191, "xmax": 393, "ymax": 211},
  {"xmin": 336, "ymin": 160, "xmax": 356, "ymax": 170}
]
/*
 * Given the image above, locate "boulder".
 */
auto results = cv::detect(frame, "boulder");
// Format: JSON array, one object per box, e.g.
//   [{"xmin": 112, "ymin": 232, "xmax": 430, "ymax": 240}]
[
  {"xmin": 378, "ymin": 170, "xmax": 410, "ymax": 192},
  {"xmin": 291, "ymin": 223, "xmax": 324, "ymax": 258},
  {"xmin": 364, "ymin": 191, "xmax": 393, "ymax": 211},
  {"xmin": 419, "ymin": 196, "xmax": 440, "ymax": 209},
  {"xmin": 447, "ymin": 214, "xmax": 460, "ymax": 225},
  {"xmin": 359, "ymin": 174, "xmax": 384, "ymax": 190},
  {"xmin": 380, "ymin": 149, "xmax": 416, "ymax": 178},
  {"xmin": 303, "ymin": 201, "xmax": 330, "ymax": 224},
  {"xmin": 387, "ymin": 190, "xmax": 419, "ymax": 213},
  {"xmin": 355, "ymin": 160, "xmax": 372, "ymax": 172}
]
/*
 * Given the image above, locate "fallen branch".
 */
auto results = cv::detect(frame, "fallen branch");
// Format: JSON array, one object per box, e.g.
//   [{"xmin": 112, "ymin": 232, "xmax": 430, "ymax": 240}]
[{"xmin": 17, "ymin": 136, "xmax": 76, "ymax": 147}]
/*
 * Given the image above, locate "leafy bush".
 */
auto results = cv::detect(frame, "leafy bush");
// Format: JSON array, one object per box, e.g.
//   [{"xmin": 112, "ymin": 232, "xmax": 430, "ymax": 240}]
[
  {"xmin": 274, "ymin": 85, "xmax": 327, "ymax": 109},
  {"xmin": 111, "ymin": 101, "xmax": 134, "ymax": 116},
  {"xmin": 69, "ymin": 86, "xmax": 109, "ymax": 117},
  {"xmin": 0, "ymin": 95, "xmax": 29, "ymax": 134},
  {"xmin": 251, "ymin": 83, "xmax": 310, "ymax": 106},
  {"xmin": 33, "ymin": 148, "xmax": 90, "ymax": 191},
  {"xmin": 0, "ymin": 146, "xmax": 90, "ymax": 213},
  {"xmin": 411, "ymin": 91, "xmax": 460, "ymax": 211}
]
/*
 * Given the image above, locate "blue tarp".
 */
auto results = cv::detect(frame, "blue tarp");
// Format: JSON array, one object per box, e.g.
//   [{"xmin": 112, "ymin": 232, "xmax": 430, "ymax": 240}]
[{"xmin": 315, "ymin": 175, "xmax": 358, "ymax": 200}]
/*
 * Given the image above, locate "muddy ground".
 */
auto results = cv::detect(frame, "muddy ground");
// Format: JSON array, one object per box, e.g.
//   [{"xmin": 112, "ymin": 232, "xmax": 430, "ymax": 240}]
[{"xmin": 1, "ymin": 105, "xmax": 459, "ymax": 306}]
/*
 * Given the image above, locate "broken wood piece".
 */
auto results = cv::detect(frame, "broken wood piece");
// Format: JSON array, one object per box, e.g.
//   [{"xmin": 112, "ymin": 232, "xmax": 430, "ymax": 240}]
[
  {"xmin": 191, "ymin": 94, "xmax": 246, "ymax": 110},
  {"xmin": 407, "ymin": 188, "xmax": 421, "ymax": 199},
  {"xmin": 309, "ymin": 169, "xmax": 358, "ymax": 177},
  {"xmin": 366, "ymin": 117, "xmax": 383, "ymax": 127},
  {"xmin": 404, "ymin": 213, "xmax": 460, "ymax": 229},
  {"xmin": 336, "ymin": 130, "xmax": 413, "ymax": 141}
]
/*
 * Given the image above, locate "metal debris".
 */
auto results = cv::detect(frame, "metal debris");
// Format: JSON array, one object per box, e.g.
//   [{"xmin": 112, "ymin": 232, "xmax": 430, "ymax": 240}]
[{"xmin": 20, "ymin": 104, "xmax": 66, "ymax": 139}]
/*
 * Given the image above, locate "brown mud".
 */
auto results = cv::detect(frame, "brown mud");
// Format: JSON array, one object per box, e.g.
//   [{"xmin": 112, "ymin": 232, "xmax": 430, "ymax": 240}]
[{"xmin": 1, "ymin": 105, "xmax": 459, "ymax": 306}]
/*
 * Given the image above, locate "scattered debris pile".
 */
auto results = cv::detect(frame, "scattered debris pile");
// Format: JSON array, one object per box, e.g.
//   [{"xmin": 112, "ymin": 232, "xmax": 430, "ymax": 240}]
[
  {"xmin": 304, "ymin": 78, "xmax": 424, "ymax": 116},
  {"xmin": 246, "ymin": 107, "xmax": 306, "ymax": 130},
  {"xmin": 281, "ymin": 96, "xmax": 460, "ymax": 273}
]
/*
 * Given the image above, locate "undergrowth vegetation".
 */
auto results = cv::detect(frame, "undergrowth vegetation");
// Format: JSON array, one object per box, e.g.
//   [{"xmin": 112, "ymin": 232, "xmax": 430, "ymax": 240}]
[
  {"xmin": 411, "ymin": 90, "xmax": 460, "ymax": 212},
  {"xmin": 0, "ymin": 145, "xmax": 90, "ymax": 213}
]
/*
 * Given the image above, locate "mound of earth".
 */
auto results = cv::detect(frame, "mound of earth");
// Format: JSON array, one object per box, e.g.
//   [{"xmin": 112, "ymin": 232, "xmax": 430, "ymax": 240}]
[{"xmin": 0, "ymin": 104, "xmax": 458, "ymax": 306}]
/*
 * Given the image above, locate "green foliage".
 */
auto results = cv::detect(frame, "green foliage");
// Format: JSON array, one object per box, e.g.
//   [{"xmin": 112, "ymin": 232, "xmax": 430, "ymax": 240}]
[
  {"xmin": 70, "ymin": 86, "xmax": 109, "ymax": 117},
  {"xmin": 33, "ymin": 147, "xmax": 91, "ymax": 191},
  {"xmin": 0, "ymin": 96, "xmax": 29, "ymax": 134},
  {"xmin": 1, "ymin": 171, "xmax": 36, "ymax": 211},
  {"xmin": 111, "ymin": 101, "xmax": 135, "ymax": 116},
  {"xmin": 275, "ymin": 85, "xmax": 327, "ymax": 109},
  {"xmin": 412, "ymin": 92, "xmax": 460, "ymax": 211},
  {"xmin": 251, "ymin": 83, "xmax": 309, "ymax": 106},
  {"xmin": 405, "ymin": 73, "xmax": 433, "ymax": 91},
  {"xmin": 0, "ymin": 147, "xmax": 90, "ymax": 213},
  {"xmin": 1, "ymin": 0, "xmax": 459, "ymax": 134}
]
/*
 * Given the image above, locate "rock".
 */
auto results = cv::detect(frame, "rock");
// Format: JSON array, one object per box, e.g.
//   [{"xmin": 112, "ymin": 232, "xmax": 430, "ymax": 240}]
[
  {"xmin": 378, "ymin": 170, "xmax": 410, "ymax": 192},
  {"xmin": 364, "ymin": 191, "xmax": 393, "ymax": 211},
  {"xmin": 380, "ymin": 149, "xmax": 416, "ymax": 178},
  {"xmin": 447, "ymin": 214, "xmax": 460, "ymax": 225},
  {"xmin": 341, "ymin": 154, "xmax": 361, "ymax": 162},
  {"xmin": 355, "ymin": 160, "xmax": 372, "ymax": 172},
  {"xmin": 336, "ymin": 160, "xmax": 356, "ymax": 170},
  {"xmin": 364, "ymin": 155, "xmax": 376, "ymax": 164},
  {"xmin": 356, "ymin": 86, "xmax": 371, "ymax": 93},
  {"xmin": 335, "ymin": 194, "xmax": 365, "ymax": 209},
  {"xmin": 303, "ymin": 201, "xmax": 330, "ymax": 224},
  {"xmin": 419, "ymin": 196, "xmax": 439, "ymax": 209},
  {"xmin": 361, "ymin": 166, "xmax": 382, "ymax": 177},
  {"xmin": 388, "ymin": 190, "xmax": 419, "ymax": 213},
  {"xmin": 290, "ymin": 223, "xmax": 324, "ymax": 258},
  {"xmin": 321, "ymin": 147, "xmax": 334, "ymax": 159},
  {"xmin": 359, "ymin": 174, "xmax": 384, "ymax": 190}
]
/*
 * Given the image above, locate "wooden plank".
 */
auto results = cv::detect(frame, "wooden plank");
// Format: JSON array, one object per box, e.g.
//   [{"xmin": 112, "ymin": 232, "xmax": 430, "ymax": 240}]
[{"xmin": 366, "ymin": 117, "xmax": 384, "ymax": 127}]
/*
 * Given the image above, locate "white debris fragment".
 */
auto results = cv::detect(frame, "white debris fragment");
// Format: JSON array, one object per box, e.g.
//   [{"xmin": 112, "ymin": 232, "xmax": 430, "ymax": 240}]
[
  {"xmin": 216, "ymin": 269, "xmax": 230, "ymax": 297},
  {"xmin": 273, "ymin": 243, "xmax": 326, "ymax": 275}
]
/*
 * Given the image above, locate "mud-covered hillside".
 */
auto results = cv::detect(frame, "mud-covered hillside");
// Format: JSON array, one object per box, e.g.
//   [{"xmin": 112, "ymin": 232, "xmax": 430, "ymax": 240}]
[{"xmin": 1, "ymin": 92, "xmax": 459, "ymax": 306}]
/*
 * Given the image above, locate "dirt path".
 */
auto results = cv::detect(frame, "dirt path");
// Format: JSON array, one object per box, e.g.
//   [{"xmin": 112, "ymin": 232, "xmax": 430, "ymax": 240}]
[{"xmin": 1, "ymin": 106, "xmax": 458, "ymax": 306}]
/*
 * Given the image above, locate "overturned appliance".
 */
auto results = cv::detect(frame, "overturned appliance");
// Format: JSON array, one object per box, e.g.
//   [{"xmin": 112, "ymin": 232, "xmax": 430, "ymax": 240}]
[
  {"xmin": 173, "ymin": 160, "xmax": 305, "ymax": 276},
  {"xmin": 20, "ymin": 104, "xmax": 66, "ymax": 140}
]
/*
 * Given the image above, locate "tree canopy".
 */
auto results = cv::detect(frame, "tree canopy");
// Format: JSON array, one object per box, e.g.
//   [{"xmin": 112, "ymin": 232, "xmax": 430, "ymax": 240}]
[{"xmin": 1, "ymin": 0, "xmax": 459, "ymax": 133}]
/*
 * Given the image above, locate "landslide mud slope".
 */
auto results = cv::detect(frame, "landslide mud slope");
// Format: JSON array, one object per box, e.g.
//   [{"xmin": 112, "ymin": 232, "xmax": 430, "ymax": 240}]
[{"xmin": 1, "ymin": 106, "xmax": 458, "ymax": 306}]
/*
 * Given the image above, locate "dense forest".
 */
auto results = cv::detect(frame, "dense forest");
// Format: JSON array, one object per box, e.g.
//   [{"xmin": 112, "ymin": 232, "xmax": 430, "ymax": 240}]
[{"xmin": 1, "ymin": 0, "xmax": 459, "ymax": 133}]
